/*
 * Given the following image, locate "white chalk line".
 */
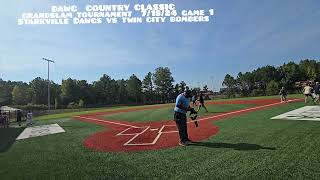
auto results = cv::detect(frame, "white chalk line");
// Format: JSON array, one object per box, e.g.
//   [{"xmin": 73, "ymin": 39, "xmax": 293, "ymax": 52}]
[
  {"xmin": 74, "ymin": 116, "xmax": 178, "ymax": 146},
  {"xmin": 123, "ymin": 126, "xmax": 150, "ymax": 146},
  {"xmin": 74, "ymin": 116, "xmax": 138, "ymax": 128},
  {"xmin": 117, "ymin": 125, "xmax": 178, "ymax": 146},
  {"xmin": 188, "ymin": 99, "xmax": 302, "ymax": 124},
  {"xmin": 116, "ymin": 126, "xmax": 149, "ymax": 136},
  {"xmin": 75, "ymin": 99, "xmax": 301, "ymax": 128}
]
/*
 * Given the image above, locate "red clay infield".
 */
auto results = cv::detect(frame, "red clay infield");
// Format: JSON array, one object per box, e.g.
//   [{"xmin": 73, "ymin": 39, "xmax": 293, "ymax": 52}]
[{"xmin": 74, "ymin": 98, "xmax": 302, "ymax": 152}]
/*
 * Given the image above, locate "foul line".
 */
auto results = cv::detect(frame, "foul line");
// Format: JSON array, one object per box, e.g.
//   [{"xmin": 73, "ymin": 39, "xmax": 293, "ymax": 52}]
[
  {"xmin": 75, "ymin": 99, "xmax": 302, "ymax": 130},
  {"xmin": 188, "ymin": 99, "xmax": 302, "ymax": 124},
  {"xmin": 74, "ymin": 116, "xmax": 138, "ymax": 128}
]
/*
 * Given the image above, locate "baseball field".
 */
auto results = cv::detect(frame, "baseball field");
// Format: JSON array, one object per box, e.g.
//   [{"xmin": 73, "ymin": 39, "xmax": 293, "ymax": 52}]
[{"xmin": 1, "ymin": 95, "xmax": 320, "ymax": 179}]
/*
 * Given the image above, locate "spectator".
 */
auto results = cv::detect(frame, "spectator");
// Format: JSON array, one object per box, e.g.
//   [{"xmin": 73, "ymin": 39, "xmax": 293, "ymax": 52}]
[
  {"xmin": 303, "ymin": 83, "xmax": 314, "ymax": 104},
  {"xmin": 26, "ymin": 110, "xmax": 33, "ymax": 126},
  {"xmin": 17, "ymin": 110, "xmax": 22, "ymax": 126},
  {"xmin": 1, "ymin": 112, "xmax": 9, "ymax": 128},
  {"xmin": 313, "ymin": 82, "xmax": 320, "ymax": 103},
  {"xmin": 191, "ymin": 95, "xmax": 197, "ymax": 107}
]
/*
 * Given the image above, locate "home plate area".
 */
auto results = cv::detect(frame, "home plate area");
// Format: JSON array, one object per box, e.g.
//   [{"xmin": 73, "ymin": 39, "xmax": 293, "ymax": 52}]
[
  {"xmin": 81, "ymin": 120, "xmax": 219, "ymax": 152},
  {"xmin": 117, "ymin": 125, "xmax": 178, "ymax": 146}
]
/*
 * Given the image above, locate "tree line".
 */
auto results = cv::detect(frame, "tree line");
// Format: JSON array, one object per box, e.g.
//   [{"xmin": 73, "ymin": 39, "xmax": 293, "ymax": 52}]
[
  {"xmin": 222, "ymin": 59, "xmax": 320, "ymax": 98},
  {"xmin": 0, "ymin": 67, "xmax": 208, "ymax": 109}
]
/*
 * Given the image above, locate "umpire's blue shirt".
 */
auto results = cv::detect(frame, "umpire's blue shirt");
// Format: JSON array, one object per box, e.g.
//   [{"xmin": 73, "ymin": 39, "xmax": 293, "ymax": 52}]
[{"xmin": 174, "ymin": 93, "xmax": 189, "ymax": 114}]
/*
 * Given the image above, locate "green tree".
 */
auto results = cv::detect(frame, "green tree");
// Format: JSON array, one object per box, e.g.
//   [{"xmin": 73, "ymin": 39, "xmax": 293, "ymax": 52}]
[
  {"xmin": 77, "ymin": 80, "xmax": 95, "ymax": 105},
  {"xmin": 0, "ymin": 80, "xmax": 14, "ymax": 106},
  {"xmin": 191, "ymin": 87, "xmax": 201, "ymax": 95},
  {"xmin": 142, "ymin": 72, "xmax": 154, "ymax": 103},
  {"xmin": 266, "ymin": 80, "xmax": 279, "ymax": 95},
  {"xmin": 117, "ymin": 79, "xmax": 128, "ymax": 104},
  {"xmin": 29, "ymin": 77, "xmax": 47, "ymax": 104},
  {"xmin": 126, "ymin": 74, "xmax": 142, "ymax": 103},
  {"xmin": 179, "ymin": 81, "xmax": 187, "ymax": 93},
  {"xmin": 167, "ymin": 84, "xmax": 176, "ymax": 103},
  {"xmin": 222, "ymin": 74, "xmax": 237, "ymax": 98},
  {"xmin": 11, "ymin": 84, "xmax": 32, "ymax": 105},
  {"xmin": 93, "ymin": 74, "xmax": 114, "ymax": 105},
  {"xmin": 279, "ymin": 62, "xmax": 304, "ymax": 91},
  {"xmin": 253, "ymin": 65, "xmax": 281, "ymax": 83},
  {"xmin": 60, "ymin": 78, "xmax": 80, "ymax": 106},
  {"xmin": 50, "ymin": 81, "xmax": 61, "ymax": 107},
  {"xmin": 172, "ymin": 83, "xmax": 180, "ymax": 101},
  {"xmin": 237, "ymin": 72, "xmax": 254, "ymax": 97},
  {"xmin": 299, "ymin": 59, "xmax": 319, "ymax": 80},
  {"xmin": 153, "ymin": 67, "xmax": 174, "ymax": 103}
]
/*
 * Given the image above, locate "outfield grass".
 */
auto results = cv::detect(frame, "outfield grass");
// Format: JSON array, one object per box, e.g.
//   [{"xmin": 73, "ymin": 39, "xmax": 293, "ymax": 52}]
[
  {"xmin": 34, "ymin": 106, "xmax": 128, "ymax": 121},
  {"xmin": 2, "ymin": 98, "xmax": 320, "ymax": 179},
  {"xmin": 34, "ymin": 104, "xmax": 165, "ymax": 121},
  {"xmin": 98, "ymin": 104, "xmax": 254, "ymax": 122}
]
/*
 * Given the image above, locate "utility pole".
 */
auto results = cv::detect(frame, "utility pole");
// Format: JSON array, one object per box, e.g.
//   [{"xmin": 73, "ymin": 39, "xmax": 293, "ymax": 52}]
[
  {"xmin": 210, "ymin": 76, "xmax": 215, "ymax": 93},
  {"xmin": 42, "ymin": 58, "xmax": 55, "ymax": 111}
]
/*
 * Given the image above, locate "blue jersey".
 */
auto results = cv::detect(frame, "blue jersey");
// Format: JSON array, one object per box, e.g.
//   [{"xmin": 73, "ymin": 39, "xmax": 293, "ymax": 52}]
[{"xmin": 174, "ymin": 93, "xmax": 190, "ymax": 114}]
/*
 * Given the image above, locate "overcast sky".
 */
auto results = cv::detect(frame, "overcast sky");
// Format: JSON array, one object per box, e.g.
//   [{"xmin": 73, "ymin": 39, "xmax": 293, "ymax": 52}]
[{"xmin": 1, "ymin": 0, "xmax": 320, "ymax": 91}]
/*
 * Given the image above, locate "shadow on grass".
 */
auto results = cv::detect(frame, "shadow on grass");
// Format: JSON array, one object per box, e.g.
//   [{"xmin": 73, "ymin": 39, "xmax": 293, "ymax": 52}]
[
  {"xmin": 0, "ymin": 127, "xmax": 25, "ymax": 153},
  {"xmin": 190, "ymin": 142, "xmax": 276, "ymax": 151}
]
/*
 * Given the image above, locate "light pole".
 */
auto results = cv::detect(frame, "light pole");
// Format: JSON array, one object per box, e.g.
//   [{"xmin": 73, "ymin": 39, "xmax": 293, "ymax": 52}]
[
  {"xmin": 210, "ymin": 76, "xmax": 215, "ymax": 93},
  {"xmin": 42, "ymin": 58, "xmax": 55, "ymax": 111}
]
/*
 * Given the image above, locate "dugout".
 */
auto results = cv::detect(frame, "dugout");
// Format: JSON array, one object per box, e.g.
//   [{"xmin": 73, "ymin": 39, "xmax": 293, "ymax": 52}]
[{"xmin": 0, "ymin": 106, "xmax": 23, "ymax": 126}]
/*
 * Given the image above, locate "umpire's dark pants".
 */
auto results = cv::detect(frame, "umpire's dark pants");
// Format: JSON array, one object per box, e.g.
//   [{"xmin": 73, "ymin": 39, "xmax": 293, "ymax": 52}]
[{"xmin": 174, "ymin": 112, "xmax": 188, "ymax": 143}]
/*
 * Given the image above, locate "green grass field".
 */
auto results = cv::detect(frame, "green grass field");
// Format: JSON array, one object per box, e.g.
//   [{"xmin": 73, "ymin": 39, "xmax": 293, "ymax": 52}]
[
  {"xmin": 2, "ymin": 95, "xmax": 320, "ymax": 179},
  {"xmin": 98, "ymin": 104, "xmax": 254, "ymax": 122},
  {"xmin": 34, "ymin": 94, "xmax": 302, "ymax": 121}
]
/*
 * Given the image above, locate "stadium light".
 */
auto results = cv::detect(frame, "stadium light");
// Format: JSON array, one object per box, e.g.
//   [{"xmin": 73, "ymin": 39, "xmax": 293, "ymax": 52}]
[{"xmin": 42, "ymin": 58, "xmax": 55, "ymax": 111}]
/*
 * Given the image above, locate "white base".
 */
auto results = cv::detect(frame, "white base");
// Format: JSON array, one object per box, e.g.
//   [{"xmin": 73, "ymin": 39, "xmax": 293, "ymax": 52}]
[
  {"xmin": 271, "ymin": 106, "xmax": 320, "ymax": 121},
  {"xmin": 16, "ymin": 123, "xmax": 65, "ymax": 140}
]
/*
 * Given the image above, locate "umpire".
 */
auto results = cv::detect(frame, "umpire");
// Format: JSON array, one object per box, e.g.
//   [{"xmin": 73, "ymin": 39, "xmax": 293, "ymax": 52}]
[{"xmin": 174, "ymin": 89, "xmax": 196, "ymax": 146}]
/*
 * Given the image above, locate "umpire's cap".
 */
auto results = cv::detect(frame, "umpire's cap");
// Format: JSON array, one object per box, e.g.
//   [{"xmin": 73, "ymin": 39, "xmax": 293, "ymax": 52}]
[{"xmin": 184, "ymin": 89, "xmax": 192, "ymax": 98}]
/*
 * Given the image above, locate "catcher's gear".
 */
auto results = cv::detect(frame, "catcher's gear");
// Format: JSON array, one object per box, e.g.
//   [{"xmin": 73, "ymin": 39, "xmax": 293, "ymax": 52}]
[
  {"xmin": 189, "ymin": 109, "xmax": 198, "ymax": 127},
  {"xmin": 190, "ymin": 108, "xmax": 197, "ymax": 114}
]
